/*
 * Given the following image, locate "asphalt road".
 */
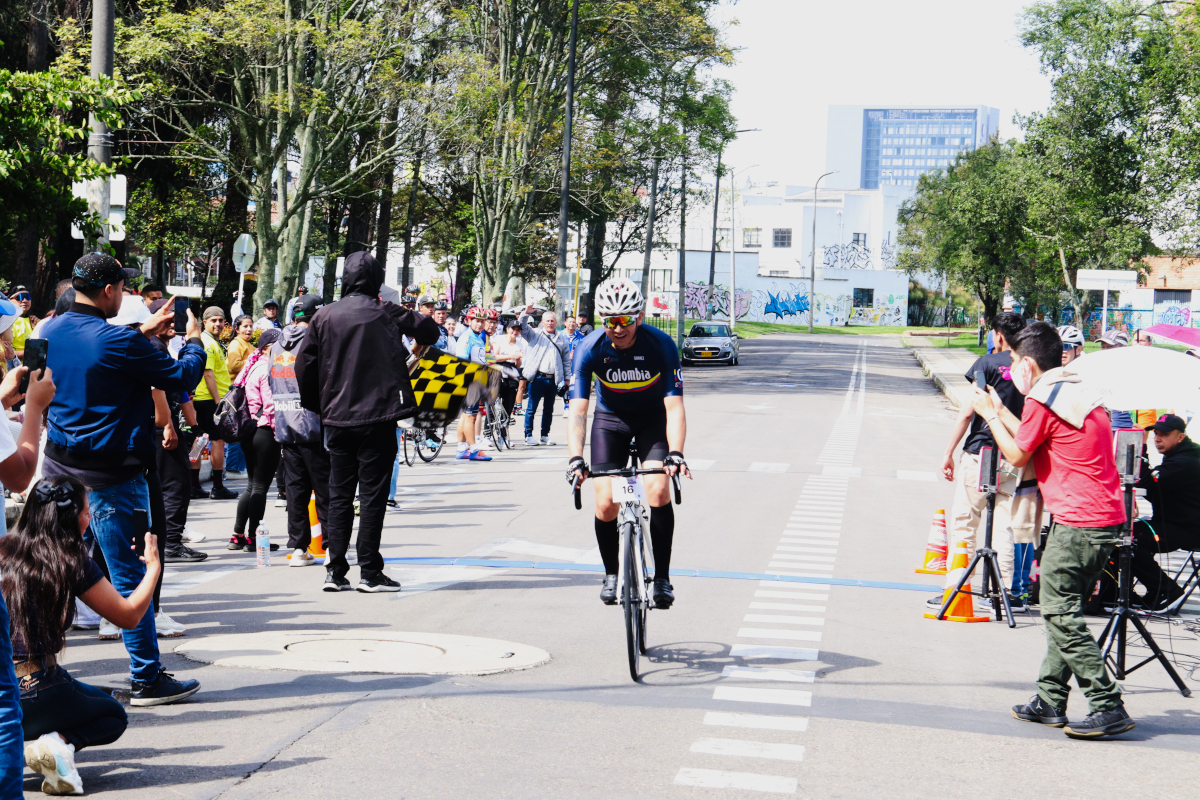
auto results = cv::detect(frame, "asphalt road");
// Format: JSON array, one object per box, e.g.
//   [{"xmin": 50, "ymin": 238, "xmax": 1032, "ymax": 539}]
[{"xmin": 47, "ymin": 334, "xmax": 1200, "ymax": 799}]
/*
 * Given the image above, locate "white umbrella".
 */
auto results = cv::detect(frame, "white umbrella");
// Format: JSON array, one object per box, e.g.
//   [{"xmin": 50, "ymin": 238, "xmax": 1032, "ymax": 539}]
[{"xmin": 1068, "ymin": 346, "xmax": 1200, "ymax": 412}]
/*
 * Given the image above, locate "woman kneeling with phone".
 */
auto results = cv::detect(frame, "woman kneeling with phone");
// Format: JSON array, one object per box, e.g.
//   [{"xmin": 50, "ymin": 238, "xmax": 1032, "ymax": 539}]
[{"xmin": 1, "ymin": 477, "xmax": 162, "ymax": 795}]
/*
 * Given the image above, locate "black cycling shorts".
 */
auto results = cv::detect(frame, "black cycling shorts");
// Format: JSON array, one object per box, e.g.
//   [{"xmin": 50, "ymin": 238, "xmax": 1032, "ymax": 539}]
[
  {"xmin": 590, "ymin": 410, "xmax": 669, "ymax": 471},
  {"xmin": 193, "ymin": 399, "xmax": 222, "ymax": 440}
]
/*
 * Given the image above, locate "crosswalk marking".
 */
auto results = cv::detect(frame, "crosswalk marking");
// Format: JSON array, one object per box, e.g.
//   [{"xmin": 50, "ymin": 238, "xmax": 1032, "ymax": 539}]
[
  {"xmin": 759, "ymin": 580, "xmax": 831, "ymax": 590},
  {"xmin": 750, "ymin": 602, "xmax": 827, "ymax": 612},
  {"xmin": 775, "ymin": 546, "xmax": 838, "ymax": 554},
  {"xmin": 767, "ymin": 563, "xmax": 835, "ymax": 574},
  {"xmin": 754, "ymin": 590, "xmax": 829, "ymax": 602},
  {"xmin": 713, "ymin": 686, "xmax": 814, "ymax": 706},
  {"xmin": 721, "ymin": 666, "xmax": 817, "ymax": 683},
  {"xmin": 690, "ymin": 738, "xmax": 806, "ymax": 762},
  {"xmin": 744, "ymin": 614, "xmax": 824, "ymax": 626},
  {"xmin": 738, "ymin": 628, "xmax": 822, "ymax": 642},
  {"xmin": 730, "ymin": 644, "xmax": 820, "ymax": 660},
  {"xmin": 674, "ymin": 768, "xmax": 798, "ymax": 794},
  {"xmin": 703, "ymin": 712, "xmax": 809, "ymax": 732},
  {"xmin": 780, "ymin": 538, "xmax": 840, "ymax": 546},
  {"xmin": 771, "ymin": 553, "xmax": 836, "ymax": 562},
  {"xmin": 748, "ymin": 462, "xmax": 790, "ymax": 473}
]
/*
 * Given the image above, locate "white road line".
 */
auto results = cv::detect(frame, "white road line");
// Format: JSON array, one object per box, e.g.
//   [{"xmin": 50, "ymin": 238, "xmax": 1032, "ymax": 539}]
[
  {"xmin": 721, "ymin": 665, "xmax": 817, "ymax": 683},
  {"xmin": 743, "ymin": 615, "xmax": 824, "ymax": 626},
  {"xmin": 750, "ymin": 602, "xmax": 827, "ymax": 612},
  {"xmin": 755, "ymin": 590, "xmax": 830, "ymax": 602},
  {"xmin": 767, "ymin": 561, "xmax": 836, "ymax": 572},
  {"xmin": 768, "ymin": 570, "xmax": 835, "ymax": 579},
  {"xmin": 713, "ymin": 686, "xmax": 813, "ymax": 706},
  {"xmin": 674, "ymin": 768, "xmax": 797, "ymax": 794},
  {"xmin": 780, "ymin": 538, "xmax": 841, "ymax": 547},
  {"xmin": 774, "ymin": 546, "xmax": 837, "ymax": 554},
  {"xmin": 896, "ymin": 470, "xmax": 938, "ymax": 482},
  {"xmin": 759, "ymin": 580, "xmax": 830, "ymax": 590},
  {"xmin": 738, "ymin": 628, "xmax": 822, "ymax": 642},
  {"xmin": 731, "ymin": 644, "xmax": 819, "ymax": 660},
  {"xmin": 703, "ymin": 712, "xmax": 809, "ymax": 732},
  {"xmin": 690, "ymin": 738, "xmax": 806, "ymax": 762},
  {"xmin": 771, "ymin": 553, "xmax": 837, "ymax": 562},
  {"xmin": 748, "ymin": 462, "xmax": 790, "ymax": 473}
]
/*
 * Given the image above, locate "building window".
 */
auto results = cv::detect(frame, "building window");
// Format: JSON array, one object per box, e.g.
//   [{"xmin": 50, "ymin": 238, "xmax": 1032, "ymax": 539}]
[
  {"xmin": 743, "ymin": 228, "xmax": 761, "ymax": 247},
  {"xmin": 768, "ymin": 270, "xmax": 789, "ymax": 277},
  {"xmin": 851, "ymin": 233, "xmax": 867, "ymax": 247},
  {"xmin": 853, "ymin": 288, "xmax": 874, "ymax": 307},
  {"xmin": 773, "ymin": 228, "xmax": 792, "ymax": 248},
  {"xmin": 1155, "ymin": 289, "xmax": 1191, "ymax": 304},
  {"xmin": 650, "ymin": 269, "xmax": 672, "ymax": 293}
]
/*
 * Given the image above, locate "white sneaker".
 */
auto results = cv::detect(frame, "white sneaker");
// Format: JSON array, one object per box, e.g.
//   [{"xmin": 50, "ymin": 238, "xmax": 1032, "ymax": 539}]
[
  {"xmin": 98, "ymin": 619, "xmax": 121, "ymax": 640},
  {"xmin": 290, "ymin": 548, "xmax": 314, "ymax": 567},
  {"xmin": 274, "ymin": 497, "xmax": 287, "ymax": 508},
  {"xmin": 25, "ymin": 733, "xmax": 82, "ymax": 796},
  {"xmin": 182, "ymin": 524, "xmax": 206, "ymax": 543},
  {"xmin": 525, "ymin": 437, "xmax": 539, "ymax": 446},
  {"xmin": 540, "ymin": 436, "xmax": 556, "ymax": 446},
  {"xmin": 155, "ymin": 611, "xmax": 186, "ymax": 638},
  {"xmin": 562, "ymin": 408, "xmax": 569, "ymax": 418}
]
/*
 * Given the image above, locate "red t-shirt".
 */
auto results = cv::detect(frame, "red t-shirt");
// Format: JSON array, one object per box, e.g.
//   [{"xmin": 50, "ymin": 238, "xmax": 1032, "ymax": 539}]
[{"xmin": 1014, "ymin": 400, "xmax": 1126, "ymax": 527}]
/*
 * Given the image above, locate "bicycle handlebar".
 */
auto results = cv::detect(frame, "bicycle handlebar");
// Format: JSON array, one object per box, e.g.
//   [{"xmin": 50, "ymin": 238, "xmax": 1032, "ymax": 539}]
[{"xmin": 569, "ymin": 468, "xmax": 683, "ymax": 507}]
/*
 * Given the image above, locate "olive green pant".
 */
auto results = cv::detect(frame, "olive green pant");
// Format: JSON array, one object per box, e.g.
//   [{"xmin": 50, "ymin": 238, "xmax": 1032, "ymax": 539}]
[{"xmin": 1036, "ymin": 522, "xmax": 1123, "ymax": 713}]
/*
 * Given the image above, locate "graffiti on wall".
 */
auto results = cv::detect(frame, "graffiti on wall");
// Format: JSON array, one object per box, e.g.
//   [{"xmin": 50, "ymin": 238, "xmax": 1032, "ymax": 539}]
[
  {"xmin": 881, "ymin": 233, "xmax": 897, "ymax": 269},
  {"xmin": 680, "ymin": 280, "xmax": 906, "ymax": 327},
  {"xmin": 849, "ymin": 304, "xmax": 905, "ymax": 326},
  {"xmin": 1156, "ymin": 302, "xmax": 1191, "ymax": 327},
  {"xmin": 822, "ymin": 244, "xmax": 872, "ymax": 270},
  {"xmin": 682, "ymin": 281, "xmax": 753, "ymax": 320}
]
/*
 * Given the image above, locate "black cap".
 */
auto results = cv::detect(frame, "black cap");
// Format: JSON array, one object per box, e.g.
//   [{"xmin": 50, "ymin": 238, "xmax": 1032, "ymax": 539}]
[
  {"xmin": 72, "ymin": 254, "xmax": 125, "ymax": 288},
  {"xmin": 256, "ymin": 328, "xmax": 282, "ymax": 350},
  {"xmin": 262, "ymin": 298, "xmax": 279, "ymax": 308},
  {"xmin": 1146, "ymin": 414, "xmax": 1187, "ymax": 434},
  {"xmin": 292, "ymin": 294, "xmax": 323, "ymax": 321}
]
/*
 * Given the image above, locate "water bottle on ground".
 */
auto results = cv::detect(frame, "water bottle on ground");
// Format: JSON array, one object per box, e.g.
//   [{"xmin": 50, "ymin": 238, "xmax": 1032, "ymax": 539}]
[
  {"xmin": 188, "ymin": 434, "xmax": 210, "ymax": 464},
  {"xmin": 256, "ymin": 525, "xmax": 270, "ymax": 567}
]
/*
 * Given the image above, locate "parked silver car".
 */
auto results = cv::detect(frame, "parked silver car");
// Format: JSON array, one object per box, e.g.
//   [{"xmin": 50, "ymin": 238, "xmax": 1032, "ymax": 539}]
[{"xmin": 681, "ymin": 322, "xmax": 740, "ymax": 366}]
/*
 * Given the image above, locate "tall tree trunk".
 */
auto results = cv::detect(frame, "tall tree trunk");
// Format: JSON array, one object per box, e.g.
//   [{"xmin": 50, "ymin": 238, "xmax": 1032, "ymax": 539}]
[
  {"xmin": 376, "ymin": 170, "xmax": 395, "ymax": 272},
  {"xmin": 400, "ymin": 155, "xmax": 422, "ymax": 288},
  {"xmin": 343, "ymin": 195, "xmax": 374, "ymax": 257},
  {"xmin": 218, "ymin": 130, "xmax": 250, "ymax": 288},
  {"xmin": 580, "ymin": 215, "xmax": 607, "ymax": 321},
  {"xmin": 452, "ymin": 253, "xmax": 474, "ymax": 314},
  {"xmin": 639, "ymin": 156, "xmax": 661, "ymax": 300},
  {"xmin": 323, "ymin": 198, "xmax": 342, "ymax": 303},
  {"xmin": 14, "ymin": 0, "xmax": 51, "ymax": 293}
]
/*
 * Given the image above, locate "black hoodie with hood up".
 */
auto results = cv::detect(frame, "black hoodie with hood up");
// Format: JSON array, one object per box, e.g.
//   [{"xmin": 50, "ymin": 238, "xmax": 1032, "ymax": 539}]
[{"xmin": 295, "ymin": 251, "xmax": 439, "ymax": 427}]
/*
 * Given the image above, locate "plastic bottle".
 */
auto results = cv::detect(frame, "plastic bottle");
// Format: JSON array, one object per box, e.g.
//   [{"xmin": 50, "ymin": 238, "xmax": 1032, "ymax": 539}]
[
  {"xmin": 256, "ymin": 524, "xmax": 270, "ymax": 567},
  {"xmin": 188, "ymin": 433, "xmax": 210, "ymax": 463}
]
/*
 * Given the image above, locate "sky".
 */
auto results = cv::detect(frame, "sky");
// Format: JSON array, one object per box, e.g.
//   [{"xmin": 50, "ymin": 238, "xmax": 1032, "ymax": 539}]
[{"xmin": 711, "ymin": 0, "xmax": 1056, "ymax": 187}]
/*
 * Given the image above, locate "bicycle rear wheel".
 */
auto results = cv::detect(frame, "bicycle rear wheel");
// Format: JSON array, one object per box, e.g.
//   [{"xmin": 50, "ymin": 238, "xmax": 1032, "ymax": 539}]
[
  {"xmin": 622, "ymin": 522, "xmax": 641, "ymax": 682},
  {"xmin": 401, "ymin": 429, "xmax": 416, "ymax": 466},
  {"xmin": 637, "ymin": 533, "xmax": 650, "ymax": 655},
  {"xmin": 416, "ymin": 428, "xmax": 444, "ymax": 462}
]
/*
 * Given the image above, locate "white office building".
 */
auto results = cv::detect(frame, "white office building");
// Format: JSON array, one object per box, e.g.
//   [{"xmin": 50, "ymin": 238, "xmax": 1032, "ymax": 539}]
[{"xmin": 825, "ymin": 104, "xmax": 1000, "ymax": 190}]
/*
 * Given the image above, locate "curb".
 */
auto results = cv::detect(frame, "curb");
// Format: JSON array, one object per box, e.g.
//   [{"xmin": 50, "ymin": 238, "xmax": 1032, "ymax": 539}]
[{"xmin": 910, "ymin": 347, "xmax": 972, "ymax": 410}]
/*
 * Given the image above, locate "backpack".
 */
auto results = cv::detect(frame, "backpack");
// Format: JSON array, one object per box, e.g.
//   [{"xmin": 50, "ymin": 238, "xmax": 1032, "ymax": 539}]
[{"xmin": 212, "ymin": 384, "xmax": 255, "ymax": 441}]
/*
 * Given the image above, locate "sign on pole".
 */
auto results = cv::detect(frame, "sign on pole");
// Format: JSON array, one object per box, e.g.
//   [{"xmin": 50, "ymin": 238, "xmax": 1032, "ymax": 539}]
[
  {"xmin": 232, "ymin": 233, "xmax": 257, "ymax": 273},
  {"xmin": 1074, "ymin": 269, "xmax": 1138, "ymax": 335},
  {"xmin": 70, "ymin": 175, "xmax": 126, "ymax": 243}
]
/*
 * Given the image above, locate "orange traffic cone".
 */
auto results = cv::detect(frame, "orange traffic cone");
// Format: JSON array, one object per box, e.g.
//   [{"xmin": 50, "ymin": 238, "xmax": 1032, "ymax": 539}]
[
  {"xmin": 925, "ymin": 540, "xmax": 989, "ymax": 622},
  {"xmin": 307, "ymin": 493, "xmax": 325, "ymax": 557},
  {"xmin": 915, "ymin": 508, "xmax": 948, "ymax": 574}
]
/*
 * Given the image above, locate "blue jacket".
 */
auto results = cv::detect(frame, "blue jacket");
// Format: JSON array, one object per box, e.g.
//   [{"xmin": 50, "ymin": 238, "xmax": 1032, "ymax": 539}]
[{"xmin": 43, "ymin": 304, "xmax": 207, "ymax": 469}]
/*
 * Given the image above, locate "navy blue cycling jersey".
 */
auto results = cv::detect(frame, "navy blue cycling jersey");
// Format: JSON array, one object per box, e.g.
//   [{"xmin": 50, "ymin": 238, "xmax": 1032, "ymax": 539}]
[{"xmin": 570, "ymin": 324, "xmax": 682, "ymax": 417}]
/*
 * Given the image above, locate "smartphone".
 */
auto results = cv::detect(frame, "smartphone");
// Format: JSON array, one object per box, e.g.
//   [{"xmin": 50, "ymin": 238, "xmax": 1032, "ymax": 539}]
[
  {"xmin": 975, "ymin": 370, "xmax": 987, "ymax": 390},
  {"xmin": 174, "ymin": 297, "xmax": 190, "ymax": 335},
  {"xmin": 20, "ymin": 339, "xmax": 47, "ymax": 394},
  {"xmin": 132, "ymin": 508, "xmax": 149, "ymax": 558}
]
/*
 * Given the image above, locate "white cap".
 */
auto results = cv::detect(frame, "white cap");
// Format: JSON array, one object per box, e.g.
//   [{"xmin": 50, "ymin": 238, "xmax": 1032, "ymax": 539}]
[{"xmin": 109, "ymin": 294, "xmax": 153, "ymax": 327}]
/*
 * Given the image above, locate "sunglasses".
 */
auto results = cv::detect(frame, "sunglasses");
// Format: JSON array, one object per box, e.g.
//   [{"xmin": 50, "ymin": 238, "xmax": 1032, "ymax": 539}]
[
  {"xmin": 602, "ymin": 314, "xmax": 637, "ymax": 329},
  {"xmin": 12, "ymin": 293, "xmax": 30, "ymax": 302}
]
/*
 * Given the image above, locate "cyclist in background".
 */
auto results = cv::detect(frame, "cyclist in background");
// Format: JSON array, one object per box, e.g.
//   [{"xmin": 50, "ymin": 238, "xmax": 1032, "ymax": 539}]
[
  {"xmin": 566, "ymin": 278, "xmax": 691, "ymax": 609},
  {"xmin": 1057, "ymin": 325, "xmax": 1084, "ymax": 366}
]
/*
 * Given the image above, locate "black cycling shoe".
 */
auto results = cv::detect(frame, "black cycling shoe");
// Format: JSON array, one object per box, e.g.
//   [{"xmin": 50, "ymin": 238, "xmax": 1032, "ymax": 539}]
[
  {"xmin": 600, "ymin": 575, "xmax": 617, "ymax": 604},
  {"xmin": 652, "ymin": 578, "xmax": 674, "ymax": 609},
  {"xmin": 1011, "ymin": 694, "xmax": 1068, "ymax": 727},
  {"xmin": 1064, "ymin": 705, "xmax": 1136, "ymax": 739},
  {"xmin": 323, "ymin": 573, "xmax": 352, "ymax": 592},
  {"xmin": 190, "ymin": 486, "xmax": 210, "ymax": 500},
  {"xmin": 164, "ymin": 544, "xmax": 208, "ymax": 563},
  {"xmin": 130, "ymin": 671, "xmax": 200, "ymax": 707},
  {"xmin": 209, "ymin": 485, "xmax": 239, "ymax": 500}
]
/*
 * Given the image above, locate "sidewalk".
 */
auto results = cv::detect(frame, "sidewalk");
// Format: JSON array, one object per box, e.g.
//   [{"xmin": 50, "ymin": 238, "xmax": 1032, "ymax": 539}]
[{"xmin": 909, "ymin": 346, "xmax": 977, "ymax": 409}]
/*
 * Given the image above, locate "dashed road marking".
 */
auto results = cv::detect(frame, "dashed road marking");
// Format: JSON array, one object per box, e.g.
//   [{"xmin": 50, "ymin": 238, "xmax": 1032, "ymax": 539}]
[
  {"xmin": 721, "ymin": 666, "xmax": 817, "ymax": 683},
  {"xmin": 743, "ymin": 614, "xmax": 824, "ymax": 626},
  {"xmin": 749, "ymin": 602, "xmax": 827, "ymax": 612},
  {"xmin": 754, "ymin": 591, "xmax": 829, "ymax": 602},
  {"xmin": 730, "ymin": 644, "xmax": 819, "ymax": 660},
  {"xmin": 737, "ymin": 628, "xmax": 822, "ymax": 642},
  {"xmin": 713, "ymin": 686, "xmax": 814, "ymax": 706},
  {"xmin": 673, "ymin": 768, "xmax": 798, "ymax": 794},
  {"xmin": 690, "ymin": 738, "xmax": 806, "ymax": 762},
  {"xmin": 703, "ymin": 712, "xmax": 809, "ymax": 732}
]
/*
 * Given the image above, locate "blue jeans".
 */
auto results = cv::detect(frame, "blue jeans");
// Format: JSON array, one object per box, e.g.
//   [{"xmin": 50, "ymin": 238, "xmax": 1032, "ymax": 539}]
[
  {"xmin": 224, "ymin": 440, "xmax": 247, "ymax": 472},
  {"xmin": 87, "ymin": 476, "xmax": 160, "ymax": 684},
  {"xmin": 524, "ymin": 374, "xmax": 556, "ymax": 439},
  {"xmin": 389, "ymin": 429, "xmax": 402, "ymax": 501},
  {"xmin": 0, "ymin": 594, "xmax": 24, "ymax": 797}
]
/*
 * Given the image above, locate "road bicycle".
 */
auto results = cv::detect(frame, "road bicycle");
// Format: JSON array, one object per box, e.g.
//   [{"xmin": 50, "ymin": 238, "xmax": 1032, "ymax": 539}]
[
  {"xmin": 401, "ymin": 425, "xmax": 446, "ymax": 465},
  {"xmin": 482, "ymin": 399, "xmax": 515, "ymax": 452},
  {"xmin": 573, "ymin": 447, "xmax": 682, "ymax": 682}
]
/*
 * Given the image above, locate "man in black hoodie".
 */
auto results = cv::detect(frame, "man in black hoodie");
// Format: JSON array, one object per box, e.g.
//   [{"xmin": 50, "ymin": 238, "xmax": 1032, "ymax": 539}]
[
  {"xmin": 1133, "ymin": 414, "xmax": 1200, "ymax": 609},
  {"xmin": 295, "ymin": 251, "xmax": 439, "ymax": 592}
]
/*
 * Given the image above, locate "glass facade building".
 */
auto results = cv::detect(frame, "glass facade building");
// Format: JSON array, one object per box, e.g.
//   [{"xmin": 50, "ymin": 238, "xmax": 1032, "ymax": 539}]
[{"xmin": 861, "ymin": 108, "xmax": 980, "ymax": 189}]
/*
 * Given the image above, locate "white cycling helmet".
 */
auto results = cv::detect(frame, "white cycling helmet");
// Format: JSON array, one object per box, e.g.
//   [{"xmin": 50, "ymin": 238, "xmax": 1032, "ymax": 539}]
[
  {"xmin": 1057, "ymin": 325, "xmax": 1084, "ymax": 347},
  {"xmin": 594, "ymin": 277, "xmax": 645, "ymax": 317}
]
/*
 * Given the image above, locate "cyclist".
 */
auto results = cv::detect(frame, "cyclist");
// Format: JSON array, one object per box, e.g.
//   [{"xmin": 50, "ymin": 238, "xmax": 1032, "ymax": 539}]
[
  {"xmin": 453, "ymin": 307, "xmax": 492, "ymax": 461},
  {"xmin": 432, "ymin": 300, "xmax": 452, "ymax": 350},
  {"xmin": 565, "ymin": 278, "xmax": 691, "ymax": 608},
  {"xmin": 1057, "ymin": 324, "xmax": 1084, "ymax": 365}
]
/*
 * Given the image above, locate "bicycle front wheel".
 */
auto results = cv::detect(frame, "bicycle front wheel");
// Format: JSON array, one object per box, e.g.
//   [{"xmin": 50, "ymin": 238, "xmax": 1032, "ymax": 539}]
[
  {"xmin": 416, "ymin": 428, "xmax": 444, "ymax": 462},
  {"xmin": 622, "ymin": 522, "xmax": 641, "ymax": 682},
  {"xmin": 401, "ymin": 429, "xmax": 416, "ymax": 466}
]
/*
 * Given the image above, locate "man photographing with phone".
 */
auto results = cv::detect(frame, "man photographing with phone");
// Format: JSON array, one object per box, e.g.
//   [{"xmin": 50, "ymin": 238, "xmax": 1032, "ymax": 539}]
[{"xmin": 971, "ymin": 321, "xmax": 1134, "ymax": 740}]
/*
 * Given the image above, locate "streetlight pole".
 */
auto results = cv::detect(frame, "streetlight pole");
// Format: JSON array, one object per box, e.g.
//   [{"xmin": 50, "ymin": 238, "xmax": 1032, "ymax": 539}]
[
  {"xmin": 86, "ymin": 0, "xmax": 114, "ymax": 250},
  {"xmin": 555, "ymin": 0, "xmax": 581, "ymax": 287},
  {"xmin": 706, "ymin": 128, "xmax": 759, "ymax": 320},
  {"xmin": 808, "ymin": 171, "xmax": 837, "ymax": 333}
]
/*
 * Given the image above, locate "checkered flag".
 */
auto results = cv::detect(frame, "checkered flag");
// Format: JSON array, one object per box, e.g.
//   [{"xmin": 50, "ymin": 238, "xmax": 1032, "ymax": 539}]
[{"xmin": 408, "ymin": 347, "xmax": 500, "ymax": 426}]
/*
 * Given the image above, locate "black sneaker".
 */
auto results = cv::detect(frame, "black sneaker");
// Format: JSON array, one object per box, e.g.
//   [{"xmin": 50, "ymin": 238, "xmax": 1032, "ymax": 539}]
[
  {"xmin": 925, "ymin": 593, "xmax": 946, "ymax": 611},
  {"xmin": 1006, "ymin": 593, "xmax": 1029, "ymax": 613},
  {"xmin": 357, "ymin": 573, "xmax": 402, "ymax": 593},
  {"xmin": 385, "ymin": 499, "xmax": 398, "ymax": 508},
  {"xmin": 190, "ymin": 486, "xmax": 209, "ymax": 500},
  {"xmin": 323, "ymin": 573, "xmax": 352, "ymax": 592},
  {"xmin": 164, "ymin": 544, "xmax": 208, "ymax": 563},
  {"xmin": 209, "ymin": 485, "xmax": 239, "ymax": 500},
  {"xmin": 600, "ymin": 575, "xmax": 617, "ymax": 605},
  {"xmin": 1064, "ymin": 705, "xmax": 1136, "ymax": 739},
  {"xmin": 652, "ymin": 578, "xmax": 674, "ymax": 609},
  {"xmin": 1011, "ymin": 694, "xmax": 1068, "ymax": 727},
  {"xmin": 130, "ymin": 671, "xmax": 200, "ymax": 707}
]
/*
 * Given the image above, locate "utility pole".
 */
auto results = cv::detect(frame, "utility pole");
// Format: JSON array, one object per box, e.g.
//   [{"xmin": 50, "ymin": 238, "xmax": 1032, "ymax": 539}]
[
  {"xmin": 86, "ymin": 0, "xmax": 114, "ymax": 250},
  {"xmin": 706, "ymin": 128, "xmax": 759, "ymax": 320},
  {"xmin": 808, "ymin": 171, "xmax": 837, "ymax": 333},
  {"xmin": 555, "ymin": 0, "xmax": 581, "ymax": 288}
]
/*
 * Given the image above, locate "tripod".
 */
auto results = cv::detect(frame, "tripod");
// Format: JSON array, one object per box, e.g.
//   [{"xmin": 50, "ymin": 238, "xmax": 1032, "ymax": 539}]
[
  {"xmin": 1095, "ymin": 444, "xmax": 1191, "ymax": 697},
  {"xmin": 939, "ymin": 446, "xmax": 1016, "ymax": 627}
]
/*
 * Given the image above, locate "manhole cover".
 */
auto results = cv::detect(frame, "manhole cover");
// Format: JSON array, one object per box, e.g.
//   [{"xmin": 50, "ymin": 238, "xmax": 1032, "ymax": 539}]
[{"xmin": 175, "ymin": 630, "xmax": 550, "ymax": 675}]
